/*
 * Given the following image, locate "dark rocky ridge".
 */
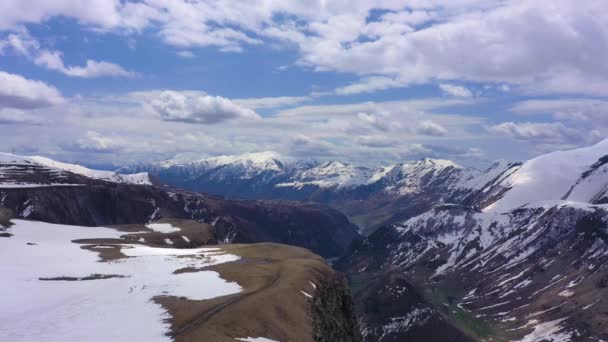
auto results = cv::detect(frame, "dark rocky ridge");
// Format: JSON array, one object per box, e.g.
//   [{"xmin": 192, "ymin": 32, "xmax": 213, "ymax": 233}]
[
  {"xmin": 312, "ymin": 274, "xmax": 363, "ymax": 342},
  {"xmin": 0, "ymin": 177, "xmax": 359, "ymax": 259}
]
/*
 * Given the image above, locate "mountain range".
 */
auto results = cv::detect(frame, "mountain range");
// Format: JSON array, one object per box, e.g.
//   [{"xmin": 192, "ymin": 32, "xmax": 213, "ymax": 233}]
[
  {"xmin": 119, "ymin": 139, "xmax": 608, "ymax": 341},
  {"xmin": 3, "ymin": 139, "xmax": 608, "ymax": 341},
  {"xmin": 118, "ymin": 151, "xmax": 516, "ymax": 234}
]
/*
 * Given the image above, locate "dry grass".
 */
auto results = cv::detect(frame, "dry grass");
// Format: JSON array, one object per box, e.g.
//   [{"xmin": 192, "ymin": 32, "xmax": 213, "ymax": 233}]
[
  {"xmin": 113, "ymin": 218, "xmax": 215, "ymax": 247},
  {"xmin": 0, "ymin": 207, "xmax": 14, "ymax": 228},
  {"xmin": 158, "ymin": 243, "xmax": 334, "ymax": 342}
]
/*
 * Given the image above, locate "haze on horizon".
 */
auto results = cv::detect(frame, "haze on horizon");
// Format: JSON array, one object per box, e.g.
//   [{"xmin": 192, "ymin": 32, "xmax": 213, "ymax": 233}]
[{"xmin": 1, "ymin": 0, "xmax": 607, "ymax": 169}]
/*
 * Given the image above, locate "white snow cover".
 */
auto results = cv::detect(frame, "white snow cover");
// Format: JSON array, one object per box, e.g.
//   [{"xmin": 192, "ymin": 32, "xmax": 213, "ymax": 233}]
[
  {"xmin": 277, "ymin": 161, "xmax": 374, "ymax": 189},
  {"xmin": 0, "ymin": 219, "xmax": 241, "ymax": 342},
  {"xmin": 514, "ymin": 318, "xmax": 572, "ymax": 342},
  {"xmin": 0, "ymin": 152, "xmax": 151, "ymax": 186},
  {"xmin": 0, "ymin": 153, "xmax": 32, "ymax": 164},
  {"xmin": 146, "ymin": 222, "xmax": 181, "ymax": 234},
  {"xmin": 0, "ymin": 183, "xmax": 84, "ymax": 188},
  {"xmin": 30, "ymin": 156, "xmax": 151, "ymax": 185},
  {"xmin": 158, "ymin": 151, "xmax": 285, "ymax": 171},
  {"xmin": 277, "ymin": 158, "xmax": 468, "ymax": 191},
  {"xmin": 235, "ymin": 337, "xmax": 279, "ymax": 342},
  {"xmin": 484, "ymin": 139, "xmax": 608, "ymax": 212}
]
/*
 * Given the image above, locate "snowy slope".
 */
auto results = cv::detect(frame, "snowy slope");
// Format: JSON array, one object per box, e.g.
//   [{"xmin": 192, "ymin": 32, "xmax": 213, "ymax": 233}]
[
  {"xmin": 0, "ymin": 219, "xmax": 241, "ymax": 342},
  {"xmin": 484, "ymin": 139, "xmax": 608, "ymax": 212},
  {"xmin": 157, "ymin": 151, "xmax": 286, "ymax": 175},
  {"xmin": 30, "ymin": 156, "xmax": 151, "ymax": 185},
  {"xmin": 276, "ymin": 161, "xmax": 375, "ymax": 189},
  {"xmin": 0, "ymin": 152, "xmax": 151, "ymax": 186},
  {"xmin": 276, "ymin": 158, "xmax": 474, "ymax": 192}
]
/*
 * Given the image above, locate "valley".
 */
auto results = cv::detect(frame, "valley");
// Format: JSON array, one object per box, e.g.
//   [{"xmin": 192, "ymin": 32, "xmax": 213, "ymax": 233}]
[{"xmin": 3, "ymin": 139, "xmax": 608, "ymax": 341}]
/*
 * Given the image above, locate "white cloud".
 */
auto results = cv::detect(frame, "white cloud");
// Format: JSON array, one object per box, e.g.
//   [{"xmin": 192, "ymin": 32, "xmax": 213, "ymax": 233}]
[
  {"xmin": 357, "ymin": 112, "xmax": 391, "ymax": 132},
  {"xmin": 355, "ymin": 135, "xmax": 399, "ymax": 147},
  {"xmin": 3, "ymin": 1, "xmax": 607, "ymax": 95},
  {"xmin": 417, "ymin": 120, "xmax": 448, "ymax": 136},
  {"xmin": 511, "ymin": 99, "xmax": 608, "ymax": 124},
  {"xmin": 0, "ymin": 109, "xmax": 43, "ymax": 125},
  {"xmin": 234, "ymin": 96, "xmax": 311, "ymax": 109},
  {"xmin": 0, "ymin": 70, "xmax": 64, "ymax": 109},
  {"xmin": 34, "ymin": 50, "xmax": 136, "ymax": 78},
  {"xmin": 488, "ymin": 121, "xmax": 593, "ymax": 145},
  {"xmin": 439, "ymin": 84, "xmax": 473, "ymax": 98},
  {"xmin": 1, "ymin": 30, "xmax": 136, "ymax": 78},
  {"xmin": 148, "ymin": 91, "xmax": 261, "ymax": 124},
  {"xmin": 67, "ymin": 131, "xmax": 128, "ymax": 153},
  {"xmin": 335, "ymin": 76, "xmax": 406, "ymax": 95},
  {"xmin": 0, "ymin": 0, "xmax": 161, "ymax": 31},
  {"xmin": 176, "ymin": 50, "xmax": 195, "ymax": 58}
]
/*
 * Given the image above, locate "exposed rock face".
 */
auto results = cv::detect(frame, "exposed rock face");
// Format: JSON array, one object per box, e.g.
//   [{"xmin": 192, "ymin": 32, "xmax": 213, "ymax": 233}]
[
  {"xmin": 312, "ymin": 274, "xmax": 363, "ymax": 342},
  {"xmin": 341, "ymin": 204, "xmax": 608, "ymax": 341},
  {"xmin": 352, "ymin": 272, "xmax": 476, "ymax": 342}
]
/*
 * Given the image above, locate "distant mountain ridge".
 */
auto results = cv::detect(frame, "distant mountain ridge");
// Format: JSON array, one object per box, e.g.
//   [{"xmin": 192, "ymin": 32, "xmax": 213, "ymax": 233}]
[{"xmin": 119, "ymin": 152, "xmax": 519, "ymax": 233}]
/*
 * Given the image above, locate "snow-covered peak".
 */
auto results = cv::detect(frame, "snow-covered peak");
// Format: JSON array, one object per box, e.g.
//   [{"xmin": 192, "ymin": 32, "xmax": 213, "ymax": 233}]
[
  {"xmin": 277, "ymin": 161, "xmax": 374, "ymax": 189},
  {"xmin": 419, "ymin": 158, "xmax": 463, "ymax": 170},
  {"xmin": 206, "ymin": 151, "xmax": 285, "ymax": 170},
  {"xmin": 459, "ymin": 160, "xmax": 517, "ymax": 191},
  {"xmin": 484, "ymin": 139, "xmax": 608, "ymax": 212},
  {"xmin": 157, "ymin": 151, "xmax": 286, "ymax": 172}
]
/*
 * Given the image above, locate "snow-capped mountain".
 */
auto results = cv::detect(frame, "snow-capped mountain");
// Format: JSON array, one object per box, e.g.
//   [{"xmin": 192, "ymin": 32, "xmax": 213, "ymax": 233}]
[
  {"xmin": 120, "ymin": 153, "xmax": 511, "ymax": 233},
  {"xmin": 339, "ymin": 139, "xmax": 608, "ymax": 342},
  {"xmin": 478, "ymin": 139, "xmax": 608, "ymax": 212},
  {"xmin": 0, "ymin": 153, "xmax": 151, "ymax": 187}
]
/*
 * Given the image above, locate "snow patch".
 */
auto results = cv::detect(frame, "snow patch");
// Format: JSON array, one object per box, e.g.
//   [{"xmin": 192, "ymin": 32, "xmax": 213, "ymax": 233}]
[{"xmin": 0, "ymin": 220, "xmax": 241, "ymax": 342}]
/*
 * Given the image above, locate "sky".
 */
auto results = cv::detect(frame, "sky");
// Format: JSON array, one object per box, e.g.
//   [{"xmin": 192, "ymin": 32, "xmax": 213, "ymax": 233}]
[{"xmin": 0, "ymin": 0, "xmax": 607, "ymax": 169}]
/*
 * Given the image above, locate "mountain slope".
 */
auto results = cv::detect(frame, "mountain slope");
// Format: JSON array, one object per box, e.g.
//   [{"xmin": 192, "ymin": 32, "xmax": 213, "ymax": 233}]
[{"xmin": 339, "ymin": 139, "xmax": 608, "ymax": 341}]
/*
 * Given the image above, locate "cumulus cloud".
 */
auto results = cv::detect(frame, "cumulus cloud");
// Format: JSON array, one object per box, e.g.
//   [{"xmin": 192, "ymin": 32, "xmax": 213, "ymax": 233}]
[
  {"xmin": 439, "ymin": 84, "xmax": 473, "ymax": 97},
  {"xmin": 4, "ymin": 1, "xmax": 606, "ymax": 95},
  {"xmin": 148, "ymin": 91, "xmax": 261, "ymax": 124},
  {"xmin": 417, "ymin": 120, "xmax": 448, "ymax": 136},
  {"xmin": 0, "ymin": 0, "xmax": 143, "ymax": 30},
  {"xmin": 0, "ymin": 70, "xmax": 64, "ymax": 109}
]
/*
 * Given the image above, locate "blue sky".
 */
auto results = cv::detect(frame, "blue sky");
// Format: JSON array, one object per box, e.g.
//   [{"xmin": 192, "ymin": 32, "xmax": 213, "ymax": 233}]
[{"xmin": 0, "ymin": 0, "xmax": 607, "ymax": 169}]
